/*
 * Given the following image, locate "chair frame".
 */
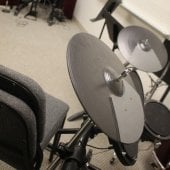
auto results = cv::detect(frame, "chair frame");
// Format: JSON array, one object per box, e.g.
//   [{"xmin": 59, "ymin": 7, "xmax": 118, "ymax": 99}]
[{"xmin": 0, "ymin": 68, "xmax": 68, "ymax": 169}]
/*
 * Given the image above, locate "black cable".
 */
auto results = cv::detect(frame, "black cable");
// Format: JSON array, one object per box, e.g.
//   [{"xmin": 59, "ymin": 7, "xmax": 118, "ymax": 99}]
[{"xmin": 87, "ymin": 144, "xmax": 113, "ymax": 150}]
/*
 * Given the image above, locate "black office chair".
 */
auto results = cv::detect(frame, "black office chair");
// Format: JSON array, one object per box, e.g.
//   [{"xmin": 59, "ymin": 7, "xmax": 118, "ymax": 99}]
[{"xmin": 0, "ymin": 65, "xmax": 69, "ymax": 170}]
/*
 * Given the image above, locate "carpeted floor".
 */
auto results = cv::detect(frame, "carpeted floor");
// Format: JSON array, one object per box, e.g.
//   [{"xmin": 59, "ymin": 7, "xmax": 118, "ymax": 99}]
[{"xmin": 0, "ymin": 4, "xmax": 167, "ymax": 170}]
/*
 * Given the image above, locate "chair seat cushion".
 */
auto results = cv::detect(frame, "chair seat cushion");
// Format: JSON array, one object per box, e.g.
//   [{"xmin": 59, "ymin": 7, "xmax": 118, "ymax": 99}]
[{"xmin": 40, "ymin": 93, "xmax": 69, "ymax": 149}]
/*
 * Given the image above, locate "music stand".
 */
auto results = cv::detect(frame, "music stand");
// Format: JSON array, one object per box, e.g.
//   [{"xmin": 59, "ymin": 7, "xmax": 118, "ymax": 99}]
[
  {"xmin": 104, "ymin": 12, "xmax": 123, "ymax": 50},
  {"xmin": 91, "ymin": 0, "xmax": 121, "ymax": 22},
  {"xmin": 91, "ymin": 0, "xmax": 122, "ymax": 39}
]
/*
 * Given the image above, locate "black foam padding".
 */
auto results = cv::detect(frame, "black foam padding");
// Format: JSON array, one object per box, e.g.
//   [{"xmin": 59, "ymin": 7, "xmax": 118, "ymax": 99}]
[{"xmin": 144, "ymin": 101, "xmax": 170, "ymax": 137}]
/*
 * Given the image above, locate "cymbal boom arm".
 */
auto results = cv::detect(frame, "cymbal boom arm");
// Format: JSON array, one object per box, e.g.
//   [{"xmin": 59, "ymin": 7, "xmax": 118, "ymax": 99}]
[{"xmin": 117, "ymin": 67, "xmax": 136, "ymax": 81}]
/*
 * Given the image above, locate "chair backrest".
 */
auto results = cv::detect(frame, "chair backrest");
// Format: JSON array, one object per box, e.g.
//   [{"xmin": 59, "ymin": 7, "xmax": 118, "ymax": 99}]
[
  {"xmin": 0, "ymin": 89, "xmax": 36, "ymax": 169},
  {"xmin": 0, "ymin": 65, "xmax": 46, "ymax": 169},
  {"xmin": 0, "ymin": 65, "xmax": 46, "ymax": 142}
]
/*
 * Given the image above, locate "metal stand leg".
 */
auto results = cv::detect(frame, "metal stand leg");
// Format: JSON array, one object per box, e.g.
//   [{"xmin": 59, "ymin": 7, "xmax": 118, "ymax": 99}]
[
  {"xmin": 145, "ymin": 62, "xmax": 170, "ymax": 101},
  {"xmin": 49, "ymin": 117, "xmax": 67, "ymax": 162},
  {"xmin": 49, "ymin": 133, "xmax": 61, "ymax": 162},
  {"xmin": 47, "ymin": 156, "xmax": 62, "ymax": 170},
  {"xmin": 99, "ymin": 21, "xmax": 106, "ymax": 39},
  {"xmin": 112, "ymin": 43, "xmax": 118, "ymax": 51},
  {"xmin": 67, "ymin": 111, "xmax": 85, "ymax": 121},
  {"xmin": 160, "ymin": 86, "xmax": 170, "ymax": 102}
]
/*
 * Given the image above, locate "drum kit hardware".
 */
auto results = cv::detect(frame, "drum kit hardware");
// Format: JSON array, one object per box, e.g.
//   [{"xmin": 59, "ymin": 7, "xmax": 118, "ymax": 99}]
[
  {"xmin": 14, "ymin": 0, "xmax": 66, "ymax": 24},
  {"xmin": 48, "ymin": 25, "xmax": 170, "ymax": 169},
  {"xmin": 118, "ymin": 27, "xmax": 170, "ymax": 169},
  {"xmin": 145, "ymin": 61, "xmax": 170, "ymax": 101},
  {"xmin": 90, "ymin": 0, "xmax": 122, "ymax": 41},
  {"xmin": 65, "ymin": 0, "xmax": 170, "ymax": 168},
  {"xmin": 103, "ymin": 67, "xmax": 136, "ymax": 97}
]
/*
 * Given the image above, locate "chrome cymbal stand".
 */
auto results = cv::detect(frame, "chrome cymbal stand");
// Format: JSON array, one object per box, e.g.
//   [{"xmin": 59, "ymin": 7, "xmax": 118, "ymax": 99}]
[
  {"xmin": 48, "ymin": 117, "xmax": 101, "ymax": 170},
  {"xmin": 145, "ymin": 62, "xmax": 170, "ymax": 101}
]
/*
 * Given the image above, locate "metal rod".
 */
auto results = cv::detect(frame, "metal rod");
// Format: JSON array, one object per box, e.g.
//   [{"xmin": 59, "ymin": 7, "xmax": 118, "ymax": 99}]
[
  {"xmin": 145, "ymin": 82, "xmax": 160, "ymax": 101},
  {"xmin": 160, "ymin": 86, "xmax": 170, "ymax": 102},
  {"xmin": 66, "ymin": 118, "xmax": 92, "ymax": 148},
  {"xmin": 145, "ymin": 62, "xmax": 170, "ymax": 101},
  {"xmin": 47, "ymin": 156, "xmax": 62, "ymax": 170},
  {"xmin": 117, "ymin": 67, "xmax": 136, "ymax": 81},
  {"xmin": 99, "ymin": 21, "xmax": 106, "ymax": 39},
  {"xmin": 160, "ymin": 62, "xmax": 170, "ymax": 80}
]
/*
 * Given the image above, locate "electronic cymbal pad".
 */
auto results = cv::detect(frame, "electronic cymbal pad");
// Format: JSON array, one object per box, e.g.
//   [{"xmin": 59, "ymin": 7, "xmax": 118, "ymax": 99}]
[
  {"xmin": 118, "ymin": 26, "xmax": 168, "ymax": 72},
  {"xmin": 67, "ymin": 33, "xmax": 144, "ymax": 144}
]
